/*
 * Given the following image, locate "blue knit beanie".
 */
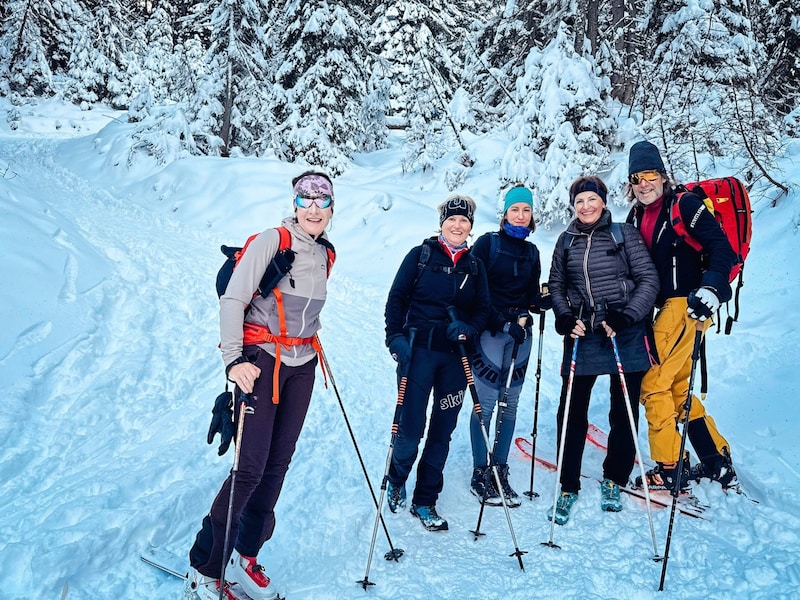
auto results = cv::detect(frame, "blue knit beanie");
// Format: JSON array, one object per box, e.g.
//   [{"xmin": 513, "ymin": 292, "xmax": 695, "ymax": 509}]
[
  {"xmin": 502, "ymin": 185, "xmax": 533, "ymax": 213},
  {"xmin": 628, "ymin": 141, "xmax": 666, "ymax": 175}
]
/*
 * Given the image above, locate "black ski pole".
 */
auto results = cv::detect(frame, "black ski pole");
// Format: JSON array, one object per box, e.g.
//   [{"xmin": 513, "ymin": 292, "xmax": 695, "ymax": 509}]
[
  {"xmin": 472, "ymin": 313, "xmax": 528, "ymax": 538},
  {"xmin": 525, "ymin": 298, "xmax": 547, "ymax": 500},
  {"xmin": 315, "ymin": 335, "xmax": 403, "ymax": 567},
  {"xmin": 447, "ymin": 307, "xmax": 527, "ymax": 570},
  {"xmin": 543, "ymin": 305, "xmax": 582, "ymax": 550},
  {"xmin": 659, "ymin": 320, "xmax": 705, "ymax": 591},
  {"xmin": 219, "ymin": 392, "xmax": 254, "ymax": 600},
  {"xmin": 357, "ymin": 328, "xmax": 416, "ymax": 590}
]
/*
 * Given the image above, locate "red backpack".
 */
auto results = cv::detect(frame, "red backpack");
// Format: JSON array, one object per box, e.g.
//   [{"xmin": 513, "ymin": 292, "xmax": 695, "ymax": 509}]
[{"xmin": 671, "ymin": 177, "xmax": 752, "ymax": 333}]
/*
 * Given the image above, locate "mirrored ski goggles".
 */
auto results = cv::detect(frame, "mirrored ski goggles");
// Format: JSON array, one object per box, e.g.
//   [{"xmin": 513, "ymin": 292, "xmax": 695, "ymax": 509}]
[
  {"xmin": 294, "ymin": 194, "xmax": 333, "ymax": 209},
  {"xmin": 628, "ymin": 170, "xmax": 663, "ymax": 185}
]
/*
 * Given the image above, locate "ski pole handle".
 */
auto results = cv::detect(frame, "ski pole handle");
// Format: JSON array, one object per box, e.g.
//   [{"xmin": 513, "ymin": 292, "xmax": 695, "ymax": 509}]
[{"xmin": 446, "ymin": 306, "xmax": 467, "ymax": 342}]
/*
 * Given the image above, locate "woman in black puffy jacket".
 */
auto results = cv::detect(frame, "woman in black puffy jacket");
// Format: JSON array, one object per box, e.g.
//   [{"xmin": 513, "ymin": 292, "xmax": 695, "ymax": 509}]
[{"xmin": 547, "ymin": 175, "xmax": 659, "ymax": 525}]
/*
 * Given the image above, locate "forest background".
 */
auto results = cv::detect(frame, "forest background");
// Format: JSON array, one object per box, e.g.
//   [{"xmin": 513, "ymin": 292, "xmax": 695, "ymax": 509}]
[{"xmin": 1, "ymin": 0, "xmax": 797, "ymax": 220}]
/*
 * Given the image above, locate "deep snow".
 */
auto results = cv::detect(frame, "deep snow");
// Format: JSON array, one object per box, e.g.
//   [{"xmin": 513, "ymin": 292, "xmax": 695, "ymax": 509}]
[{"xmin": 1, "ymin": 98, "xmax": 799, "ymax": 599}]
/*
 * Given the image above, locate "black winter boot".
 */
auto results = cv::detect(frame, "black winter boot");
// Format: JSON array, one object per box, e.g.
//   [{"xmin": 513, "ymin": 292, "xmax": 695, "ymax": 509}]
[
  {"xmin": 470, "ymin": 467, "xmax": 502, "ymax": 506},
  {"xmin": 496, "ymin": 464, "xmax": 521, "ymax": 508}
]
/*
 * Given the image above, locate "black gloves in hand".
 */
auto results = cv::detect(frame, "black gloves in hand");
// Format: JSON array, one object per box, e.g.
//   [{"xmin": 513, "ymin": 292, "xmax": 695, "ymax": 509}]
[
  {"xmin": 604, "ymin": 309, "xmax": 634, "ymax": 332},
  {"xmin": 504, "ymin": 322, "xmax": 527, "ymax": 344},
  {"xmin": 388, "ymin": 335, "xmax": 412, "ymax": 367},
  {"xmin": 207, "ymin": 390, "xmax": 235, "ymax": 456},
  {"xmin": 555, "ymin": 313, "xmax": 577, "ymax": 335},
  {"xmin": 687, "ymin": 287, "xmax": 720, "ymax": 321},
  {"xmin": 447, "ymin": 320, "xmax": 477, "ymax": 342},
  {"xmin": 532, "ymin": 291, "xmax": 553, "ymax": 312}
]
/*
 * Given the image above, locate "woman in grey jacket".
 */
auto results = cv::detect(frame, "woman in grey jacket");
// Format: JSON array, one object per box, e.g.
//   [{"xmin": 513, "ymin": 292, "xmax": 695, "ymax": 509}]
[
  {"xmin": 547, "ymin": 175, "xmax": 659, "ymax": 525},
  {"xmin": 187, "ymin": 171, "xmax": 335, "ymax": 600}
]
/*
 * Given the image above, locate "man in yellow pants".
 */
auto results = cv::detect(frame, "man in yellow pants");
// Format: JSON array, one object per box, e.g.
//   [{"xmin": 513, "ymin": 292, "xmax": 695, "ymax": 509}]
[{"xmin": 624, "ymin": 141, "xmax": 739, "ymax": 490}]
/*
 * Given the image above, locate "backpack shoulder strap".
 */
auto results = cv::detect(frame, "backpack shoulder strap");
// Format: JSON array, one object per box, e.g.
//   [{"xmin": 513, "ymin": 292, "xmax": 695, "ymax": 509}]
[
  {"xmin": 609, "ymin": 222, "xmax": 623, "ymax": 247},
  {"xmin": 315, "ymin": 235, "xmax": 336, "ymax": 277},
  {"xmin": 276, "ymin": 226, "xmax": 291, "ymax": 252},
  {"xmin": 670, "ymin": 191, "xmax": 704, "ymax": 252},
  {"xmin": 487, "ymin": 231, "xmax": 501, "ymax": 271}
]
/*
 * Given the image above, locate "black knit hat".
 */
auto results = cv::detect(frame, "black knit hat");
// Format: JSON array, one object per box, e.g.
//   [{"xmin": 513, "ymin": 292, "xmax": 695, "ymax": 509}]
[
  {"xmin": 438, "ymin": 195, "xmax": 476, "ymax": 226},
  {"xmin": 628, "ymin": 141, "xmax": 665, "ymax": 176}
]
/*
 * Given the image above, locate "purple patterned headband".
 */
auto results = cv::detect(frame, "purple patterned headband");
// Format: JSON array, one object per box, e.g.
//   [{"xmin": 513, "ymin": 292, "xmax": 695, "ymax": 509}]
[{"xmin": 293, "ymin": 174, "xmax": 334, "ymax": 199}]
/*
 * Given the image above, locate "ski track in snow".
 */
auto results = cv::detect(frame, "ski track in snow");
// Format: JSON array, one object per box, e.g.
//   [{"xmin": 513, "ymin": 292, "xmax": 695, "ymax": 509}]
[{"xmin": 0, "ymin": 135, "xmax": 798, "ymax": 599}]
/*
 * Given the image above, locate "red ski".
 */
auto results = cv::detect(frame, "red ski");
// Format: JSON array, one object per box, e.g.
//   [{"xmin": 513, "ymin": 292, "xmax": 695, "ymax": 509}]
[{"xmin": 513, "ymin": 437, "xmax": 706, "ymax": 519}]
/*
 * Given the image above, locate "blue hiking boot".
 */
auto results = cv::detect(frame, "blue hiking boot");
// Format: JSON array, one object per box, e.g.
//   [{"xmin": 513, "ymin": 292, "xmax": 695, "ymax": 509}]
[
  {"xmin": 548, "ymin": 491, "xmax": 578, "ymax": 525},
  {"xmin": 387, "ymin": 481, "xmax": 406, "ymax": 513},
  {"xmin": 410, "ymin": 504, "xmax": 448, "ymax": 531},
  {"xmin": 600, "ymin": 478, "xmax": 623, "ymax": 512}
]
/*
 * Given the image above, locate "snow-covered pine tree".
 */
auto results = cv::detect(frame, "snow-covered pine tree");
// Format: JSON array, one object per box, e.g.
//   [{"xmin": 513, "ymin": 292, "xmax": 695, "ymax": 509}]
[
  {"xmin": 758, "ymin": 0, "xmax": 800, "ymax": 119},
  {"xmin": 64, "ymin": 1, "xmax": 136, "ymax": 109},
  {"xmin": 500, "ymin": 22, "xmax": 614, "ymax": 227},
  {"xmin": 182, "ymin": 0, "xmax": 272, "ymax": 157},
  {"xmin": 142, "ymin": 1, "xmax": 177, "ymax": 105},
  {"xmin": 370, "ymin": 2, "xmax": 460, "ymax": 129},
  {"xmin": 269, "ymin": 0, "xmax": 384, "ymax": 174},
  {"xmin": 0, "ymin": 0, "xmax": 57, "ymax": 97},
  {"xmin": 462, "ymin": 0, "xmax": 536, "ymax": 128},
  {"xmin": 637, "ymin": 0, "xmax": 779, "ymax": 178}
]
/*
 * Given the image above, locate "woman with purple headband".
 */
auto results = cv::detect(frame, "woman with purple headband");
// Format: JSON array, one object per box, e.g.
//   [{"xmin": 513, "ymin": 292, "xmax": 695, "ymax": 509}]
[
  {"xmin": 546, "ymin": 175, "xmax": 659, "ymax": 525},
  {"xmin": 186, "ymin": 170, "xmax": 335, "ymax": 600}
]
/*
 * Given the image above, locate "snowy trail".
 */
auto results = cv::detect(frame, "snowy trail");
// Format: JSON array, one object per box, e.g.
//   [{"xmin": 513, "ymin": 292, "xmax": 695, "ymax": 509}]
[
  {"xmin": 1, "ymin": 131, "xmax": 799, "ymax": 599},
  {"xmin": 0, "ymin": 138, "xmax": 224, "ymax": 598}
]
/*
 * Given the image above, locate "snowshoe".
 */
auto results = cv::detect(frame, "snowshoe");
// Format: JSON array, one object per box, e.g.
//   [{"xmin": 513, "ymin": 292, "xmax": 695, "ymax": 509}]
[
  {"xmin": 548, "ymin": 491, "xmax": 578, "ymax": 525},
  {"xmin": 496, "ymin": 464, "xmax": 521, "ymax": 508},
  {"xmin": 600, "ymin": 478, "xmax": 623, "ymax": 512},
  {"xmin": 410, "ymin": 504, "xmax": 448, "ymax": 531},
  {"xmin": 470, "ymin": 467, "xmax": 502, "ymax": 506},
  {"xmin": 387, "ymin": 481, "xmax": 406, "ymax": 513}
]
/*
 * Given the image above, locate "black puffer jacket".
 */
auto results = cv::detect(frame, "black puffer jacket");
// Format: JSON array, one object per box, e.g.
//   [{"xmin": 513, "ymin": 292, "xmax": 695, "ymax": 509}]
[
  {"xmin": 385, "ymin": 237, "xmax": 491, "ymax": 353},
  {"xmin": 549, "ymin": 210, "xmax": 659, "ymax": 376},
  {"xmin": 626, "ymin": 187, "xmax": 736, "ymax": 306}
]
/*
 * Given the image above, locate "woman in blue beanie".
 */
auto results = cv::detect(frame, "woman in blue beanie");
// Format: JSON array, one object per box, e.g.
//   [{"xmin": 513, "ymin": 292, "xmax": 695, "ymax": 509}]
[{"xmin": 467, "ymin": 183, "xmax": 550, "ymax": 507}]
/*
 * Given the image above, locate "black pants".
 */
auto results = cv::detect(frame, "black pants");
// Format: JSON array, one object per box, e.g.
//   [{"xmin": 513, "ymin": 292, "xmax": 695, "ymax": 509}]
[
  {"xmin": 189, "ymin": 349, "xmax": 316, "ymax": 578},
  {"xmin": 556, "ymin": 371, "xmax": 644, "ymax": 493},
  {"xmin": 388, "ymin": 347, "xmax": 466, "ymax": 507}
]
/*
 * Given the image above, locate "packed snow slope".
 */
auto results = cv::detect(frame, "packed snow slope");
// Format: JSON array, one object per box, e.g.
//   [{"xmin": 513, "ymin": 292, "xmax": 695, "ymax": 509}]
[{"xmin": 1, "ymin": 99, "xmax": 799, "ymax": 599}]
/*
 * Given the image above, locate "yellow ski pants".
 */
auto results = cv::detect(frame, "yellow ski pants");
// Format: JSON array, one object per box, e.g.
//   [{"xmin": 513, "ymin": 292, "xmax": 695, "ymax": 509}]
[{"xmin": 640, "ymin": 298, "xmax": 730, "ymax": 464}]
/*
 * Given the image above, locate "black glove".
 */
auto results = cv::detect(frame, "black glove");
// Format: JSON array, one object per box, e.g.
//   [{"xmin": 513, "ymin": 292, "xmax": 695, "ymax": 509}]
[
  {"xmin": 604, "ymin": 309, "xmax": 634, "ymax": 332},
  {"xmin": 207, "ymin": 390, "xmax": 235, "ymax": 456},
  {"xmin": 446, "ymin": 320, "xmax": 477, "ymax": 342},
  {"xmin": 504, "ymin": 322, "xmax": 527, "ymax": 344},
  {"xmin": 687, "ymin": 287, "xmax": 720, "ymax": 321},
  {"xmin": 555, "ymin": 313, "xmax": 577, "ymax": 335},
  {"xmin": 532, "ymin": 291, "xmax": 553, "ymax": 312},
  {"xmin": 388, "ymin": 335, "xmax": 412, "ymax": 367}
]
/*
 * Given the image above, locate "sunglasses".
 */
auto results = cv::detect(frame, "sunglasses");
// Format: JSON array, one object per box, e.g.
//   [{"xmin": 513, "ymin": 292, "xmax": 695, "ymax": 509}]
[
  {"xmin": 628, "ymin": 170, "xmax": 663, "ymax": 185},
  {"xmin": 295, "ymin": 194, "xmax": 332, "ymax": 209}
]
